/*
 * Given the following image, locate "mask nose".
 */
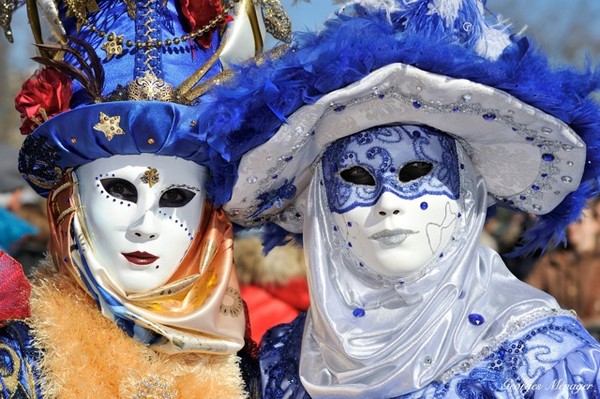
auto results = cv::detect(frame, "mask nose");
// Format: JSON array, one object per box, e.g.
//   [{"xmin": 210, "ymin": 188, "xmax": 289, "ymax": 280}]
[
  {"xmin": 127, "ymin": 209, "xmax": 160, "ymax": 240},
  {"xmin": 374, "ymin": 191, "xmax": 403, "ymax": 217}
]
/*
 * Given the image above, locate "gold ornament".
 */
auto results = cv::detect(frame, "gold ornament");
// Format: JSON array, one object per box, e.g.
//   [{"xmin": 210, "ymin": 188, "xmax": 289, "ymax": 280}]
[
  {"xmin": 141, "ymin": 167, "xmax": 160, "ymax": 188},
  {"xmin": 94, "ymin": 112, "xmax": 125, "ymax": 141}
]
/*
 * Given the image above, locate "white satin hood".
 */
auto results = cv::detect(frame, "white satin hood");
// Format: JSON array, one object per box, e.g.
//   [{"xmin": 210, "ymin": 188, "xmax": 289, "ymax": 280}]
[{"xmin": 299, "ymin": 144, "xmax": 562, "ymax": 398}]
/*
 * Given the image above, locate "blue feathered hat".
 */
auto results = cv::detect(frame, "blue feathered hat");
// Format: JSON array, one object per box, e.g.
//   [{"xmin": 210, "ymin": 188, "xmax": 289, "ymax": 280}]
[
  {"xmin": 14, "ymin": 0, "xmax": 291, "ymax": 206},
  {"xmin": 198, "ymin": 0, "xmax": 600, "ymax": 253}
]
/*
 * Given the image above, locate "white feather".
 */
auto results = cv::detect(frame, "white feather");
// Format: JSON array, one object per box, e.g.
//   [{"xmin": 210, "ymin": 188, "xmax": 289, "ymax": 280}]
[
  {"xmin": 342, "ymin": 0, "xmax": 402, "ymax": 15},
  {"xmin": 426, "ymin": 0, "xmax": 464, "ymax": 26},
  {"xmin": 476, "ymin": 22, "xmax": 511, "ymax": 60}
]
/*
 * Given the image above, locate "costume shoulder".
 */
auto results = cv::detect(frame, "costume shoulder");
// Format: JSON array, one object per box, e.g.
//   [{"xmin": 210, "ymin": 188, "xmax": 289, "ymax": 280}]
[
  {"xmin": 259, "ymin": 312, "xmax": 310, "ymax": 399},
  {"xmin": 0, "ymin": 321, "xmax": 43, "ymax": 398}
]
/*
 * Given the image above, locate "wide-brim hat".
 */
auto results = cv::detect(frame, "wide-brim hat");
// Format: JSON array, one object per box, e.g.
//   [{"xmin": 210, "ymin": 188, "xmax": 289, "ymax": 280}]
[
  {"xmin": 13, "ymin": 0, "xmax": 291, "ymax": 206},
  {"xmin": 199, "ymin": 0, "xmax": 600, "ymax": 252}
]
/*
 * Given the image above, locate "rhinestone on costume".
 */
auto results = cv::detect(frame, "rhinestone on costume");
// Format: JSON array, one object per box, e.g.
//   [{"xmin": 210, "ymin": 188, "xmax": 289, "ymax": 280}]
[
  {"xmin": 561, "ymin": 176, "xmax": 573, "ymax": 183},
  {"xmin": 542, "ymin": 153, "xmax": 555, "ymax": 162},
  {"xmin": 422, "ymin": 356, "xmax": 433, "ymax": 366},
  {"xmin": 420, "ymin": 201, "xmax": 428, "ymax": 210},
  {"xmin": 468, "ymin": 313, "xmax": 485, "ymax": 326},
  {"xmin": 353, "ymin": 308, "xmax": 366, "ymax": 318},
  {"xmin": 482, "ymin": 113, "xmax": 496, "ymax": 121},
  {"xmin": 247, "ymin": 176, "xmax": 258, "ymax": 184}
]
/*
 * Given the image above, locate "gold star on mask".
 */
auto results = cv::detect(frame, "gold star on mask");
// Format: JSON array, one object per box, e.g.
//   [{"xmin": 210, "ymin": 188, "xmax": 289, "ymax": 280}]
[{"xmin": 94, "ymin": 112, "xmax": 125, "ymax": 141}]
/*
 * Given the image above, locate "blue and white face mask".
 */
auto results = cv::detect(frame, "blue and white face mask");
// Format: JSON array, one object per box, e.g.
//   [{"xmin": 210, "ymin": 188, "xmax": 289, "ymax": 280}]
[
  {"xmin": 322, "ymin": 125, "xmax": 460, "ymax": 214},
  {"xmin": 322, "ymin": 125, "xmax": 461, "ymax": 277}
]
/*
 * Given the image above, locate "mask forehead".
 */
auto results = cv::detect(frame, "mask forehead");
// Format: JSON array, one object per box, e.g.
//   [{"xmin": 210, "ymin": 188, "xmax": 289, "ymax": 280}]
[{"xmin": 322, "ymin": 125, "xmax": 460, "ymax": 214}]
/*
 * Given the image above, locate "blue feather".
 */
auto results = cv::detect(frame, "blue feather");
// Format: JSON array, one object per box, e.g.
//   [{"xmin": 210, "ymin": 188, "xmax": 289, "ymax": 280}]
[{"xmin": 199, "ymin": 2, "xmax": 600, "ymax": 252}]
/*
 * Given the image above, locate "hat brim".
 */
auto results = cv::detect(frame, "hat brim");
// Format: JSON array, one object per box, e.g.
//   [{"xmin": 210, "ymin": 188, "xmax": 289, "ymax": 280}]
[
  {"xmin": 224, "ymin": 62, "xmax": 585, "ymax": 232},
  {"xmin": 18, "ymin": 101, "xmax": 238, "ymax": 205}
]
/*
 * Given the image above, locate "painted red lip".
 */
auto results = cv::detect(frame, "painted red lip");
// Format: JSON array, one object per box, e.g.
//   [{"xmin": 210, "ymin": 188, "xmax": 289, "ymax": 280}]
[{"xmin": 121, "ymin": 251, "xmax": 159, "ymax": 266}]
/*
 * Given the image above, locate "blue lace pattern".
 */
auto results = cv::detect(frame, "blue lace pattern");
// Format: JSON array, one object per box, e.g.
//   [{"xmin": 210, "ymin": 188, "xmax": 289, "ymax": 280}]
[
  {"xmin": 0, "ymin": 321, "xmax": 43, "ymax": 398},
  {"xmin": 322, "ymin": 125, "xmax": 459, "ymax": 214},
  {"xmin": 260, "ymin": 314, "xmax": 600, "ymax": 399}
]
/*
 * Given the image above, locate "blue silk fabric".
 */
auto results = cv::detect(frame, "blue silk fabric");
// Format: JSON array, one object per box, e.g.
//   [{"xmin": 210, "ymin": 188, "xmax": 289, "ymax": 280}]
[
  {"xmin": 0, "ymin": 321, "xmax": 43, "ymax": 398},
  {"xmin": 260, "ymin": 314, "xmax": 600, "ymax": 398}
]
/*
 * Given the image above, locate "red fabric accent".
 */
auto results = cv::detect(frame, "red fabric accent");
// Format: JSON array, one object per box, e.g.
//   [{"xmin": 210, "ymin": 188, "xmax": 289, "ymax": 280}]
[
  {"xmin": 263, "ymin": 277, "xmax": 310, "ymax": 311},
  {"xmin": 178, "ymin": 0, "xmax": 233, "ymax": 49},
  {"xmin": 0, "ymin": 250, "xmax": 31, "ymax": 326},
  {"xmin": 15, "ymin": 68, "xmax": 72, "ymax": 135},
  {"xmin": 240, "ymin": 278, "xmax": 310, "ymax": 343},
  {"xmin": 242, "ymin": 300, "xmax": 260, "ymax": 359}
]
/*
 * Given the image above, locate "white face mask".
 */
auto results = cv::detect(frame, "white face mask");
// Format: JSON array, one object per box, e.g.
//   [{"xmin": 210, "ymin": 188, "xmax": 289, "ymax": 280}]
[
  {"xmin": 76, "ymin": 154, "xmax": 208, "ymax": 293},
  {"xmin": 322, "ymin": 125, "xmax": 461, "ymax": 277}
]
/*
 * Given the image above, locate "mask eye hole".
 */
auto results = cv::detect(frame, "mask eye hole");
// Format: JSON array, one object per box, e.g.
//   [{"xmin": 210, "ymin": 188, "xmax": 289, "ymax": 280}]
[
  {"xmin": 159, "ymin": 188, "xmax": 196, "ymax": 208},
  {"xmin": 340, "ymin": 166, "xmax": 376, "ymax": 186},
  {"xmin": 398, "ymin": 162, "xmax": 434, "ymax": 183},
  {"xmin": 101, "ymin": 178, "xmax": 138, "ymax": 203}
]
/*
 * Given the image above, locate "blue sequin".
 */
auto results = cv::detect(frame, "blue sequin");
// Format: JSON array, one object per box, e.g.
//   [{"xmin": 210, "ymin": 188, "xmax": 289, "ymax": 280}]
[
  {"xmin": 353, "ymin": 308, "xmax": 366, "ymax": 318},
  {"xmin": 420, "ymin": 201, "xmax": 428, "ymax": 210},
  {"xmin": 542, "ymin": 153, "xmax": 555, "ymax": 162},
  {"xmin": 468, "ymin": 313, "xmax": 485, "ymax": 326}
]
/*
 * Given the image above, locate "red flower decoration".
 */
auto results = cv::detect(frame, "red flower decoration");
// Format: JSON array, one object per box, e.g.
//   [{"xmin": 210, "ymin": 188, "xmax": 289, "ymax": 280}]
[
  {"xmin": 0, "ymin": 250, "xmax": 31, "ymax": 326},
  {"xmin": 15, "ymin": 67, "xmax": 72, "ymax": 135},
  {"xmin": 179, "ymin": 0, "xmax": 233, "ymax": 49}
]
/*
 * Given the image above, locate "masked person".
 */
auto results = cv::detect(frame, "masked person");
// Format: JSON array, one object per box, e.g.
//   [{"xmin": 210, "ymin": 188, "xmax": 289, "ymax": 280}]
[
  {"xmin": 0, "ymin": 0, "xmax": 291, "ymax": 397},
  {"xmin": 196, "ymin": 0, "xmax": 600, "ymax": 397}
]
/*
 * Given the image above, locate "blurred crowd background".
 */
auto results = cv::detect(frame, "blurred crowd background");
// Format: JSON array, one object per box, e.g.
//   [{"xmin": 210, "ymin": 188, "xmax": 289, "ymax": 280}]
[{"xmin": 1, "ymin": 0, "xmax": 600, "ymax": 341}]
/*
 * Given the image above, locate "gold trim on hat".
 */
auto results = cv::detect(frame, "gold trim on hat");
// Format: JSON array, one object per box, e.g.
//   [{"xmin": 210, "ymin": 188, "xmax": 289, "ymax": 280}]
[{"xmin": 94, "ymin": 112, "xmax": 125, "ymax": 141}]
